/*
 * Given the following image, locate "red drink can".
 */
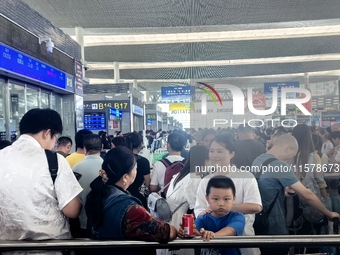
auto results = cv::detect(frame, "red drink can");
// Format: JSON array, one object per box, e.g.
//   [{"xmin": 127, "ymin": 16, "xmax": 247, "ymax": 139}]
[{"xmin": 182, "ymin": 214, "xmax": 194, "ymax": 237}]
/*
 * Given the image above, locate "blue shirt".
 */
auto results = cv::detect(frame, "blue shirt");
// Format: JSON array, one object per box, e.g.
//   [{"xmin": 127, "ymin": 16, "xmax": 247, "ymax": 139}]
[
  {"xmin": 252, "ymin": 153, "xmax": 299, "ymax": 235},
  {"xmin": 195, "ymin": 211, "xmax": 245, "ymax": 255}
]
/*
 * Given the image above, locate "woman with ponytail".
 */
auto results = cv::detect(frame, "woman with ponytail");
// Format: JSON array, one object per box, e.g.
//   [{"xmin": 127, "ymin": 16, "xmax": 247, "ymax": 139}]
[{"xmin": 85, "ymin": 146, "xmax": 177, "ymax": 255}]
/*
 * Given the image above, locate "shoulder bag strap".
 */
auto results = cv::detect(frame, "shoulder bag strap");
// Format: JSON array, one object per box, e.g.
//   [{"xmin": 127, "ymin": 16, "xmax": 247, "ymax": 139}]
[
  {"xmin": 161, "ymin": 158, "xmax": 172, "ymax": 168},
  {"xmin": 45, "ymin": 150, "xmax": 58, "ymax": 184},
  {"xmin": 260, "ymin": 158, "xmax": 278, "ymax": 175},
  {"xmin": 266, "ymin": 190, "xmax": 280, "ymax": 216},
  {"xmin": 171, "ymin": 201, "xmax": 187, "ymax": 215},
  {"xmin": 260, "ymin": 157, "xmax": 279, "ymax": 216}
]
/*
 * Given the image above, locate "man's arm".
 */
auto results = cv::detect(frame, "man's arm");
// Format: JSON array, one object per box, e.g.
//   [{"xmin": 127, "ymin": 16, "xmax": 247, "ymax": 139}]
[
  {"xmin": 232, "ymin": 203, "xmax": 262, "ymax": 214},
  {"xmin": 232, "ymin": 176, "xmax": 262, "ymax": 214},
  {"xmin": 291, "ymin": 181, "xmax": 339, "ymax": 220},
  {"xmin": 62, "ymin": 197, "xmax": 82, "ymax": 219}
]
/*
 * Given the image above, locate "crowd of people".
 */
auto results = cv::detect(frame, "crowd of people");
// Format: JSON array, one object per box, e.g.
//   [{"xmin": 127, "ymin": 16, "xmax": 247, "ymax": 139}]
[{"xmin": 1, "ymin": 108, "xmax": 340, "ymax": 255}]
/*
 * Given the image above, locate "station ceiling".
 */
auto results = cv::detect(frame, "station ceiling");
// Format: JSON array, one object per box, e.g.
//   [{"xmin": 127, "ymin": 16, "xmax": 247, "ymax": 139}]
[{"xmin": 23, "ymin": 0, "xmax": 340, "ymax": 91}]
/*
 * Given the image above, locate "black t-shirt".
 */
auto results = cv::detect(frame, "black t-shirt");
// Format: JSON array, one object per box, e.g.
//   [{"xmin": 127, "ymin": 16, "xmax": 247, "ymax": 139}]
[
  {"xmin": 233, "ymin": 139, "xmax": 266, "ymax": 169},
  {"xmin": 128, "ymin": 155, "xmax": 150, "ymax": 195}
]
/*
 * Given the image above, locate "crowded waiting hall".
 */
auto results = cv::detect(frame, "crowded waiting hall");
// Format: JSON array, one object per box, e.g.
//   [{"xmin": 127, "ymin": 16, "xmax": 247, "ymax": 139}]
[{"xmin": 2, "ymin": 1, "xmax": 340, "ymax": 255}]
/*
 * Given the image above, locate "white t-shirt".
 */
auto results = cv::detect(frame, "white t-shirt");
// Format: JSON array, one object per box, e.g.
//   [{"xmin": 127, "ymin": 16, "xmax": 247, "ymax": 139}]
[
  {"xmin": 150, "ymin": 155, "xmax": 184, "ymax": 191},
  {"xmin": 158, "ymin": 174, "xmax": 195, "ymax": 255},
  {"xmin": 194, "ymin": 170, "xmax": 262, "ymax": 255},
  {"xmin": 0, "ymin": 135, "xmax": 83, "ymax": 241}
]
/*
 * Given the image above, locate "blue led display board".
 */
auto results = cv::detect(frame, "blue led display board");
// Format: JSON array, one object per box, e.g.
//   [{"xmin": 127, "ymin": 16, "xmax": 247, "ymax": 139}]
[
  {"xmin": 109, "ymin": 107, "xmax": 122, "ymax": 120},
  {"xmin": 161, "ymin": 86, "xmax": 194, "ymax": 103},
  {"xmin": 84, "ymin": 112, "xmax": 106, "ymax": 130},
  {"xmin": 0, "ymin": 43, "xmax": 74, "ymax": 92}
]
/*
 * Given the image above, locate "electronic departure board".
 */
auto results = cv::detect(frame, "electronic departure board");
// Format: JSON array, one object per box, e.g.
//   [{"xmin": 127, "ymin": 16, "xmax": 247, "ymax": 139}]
[
  {"xmin": 0, "ymin": 43, "xmax": 74, "ymax": 92},
  {"xmin": 84, "ymin": 113, "xmax": 106, "ymax": 130}
]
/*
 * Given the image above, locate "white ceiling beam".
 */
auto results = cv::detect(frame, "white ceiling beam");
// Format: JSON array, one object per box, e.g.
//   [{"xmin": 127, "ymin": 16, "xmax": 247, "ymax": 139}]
[
  {"xmin": 70, "ymin": 25, "xmax": 340, "ymax": 46},
  {"xmin": 88, "ymin": 70, "xmax": 340, "ymax": 84},
  {"xmin": 86, "ymin": 54, "xmax": 340, "ymax": 70}
]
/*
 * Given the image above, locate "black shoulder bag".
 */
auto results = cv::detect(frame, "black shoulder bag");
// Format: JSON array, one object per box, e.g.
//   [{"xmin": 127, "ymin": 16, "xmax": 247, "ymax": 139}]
[
  {"xmin": 253, "ymin": 157, "xmax": 280, "ymax": 235},
  {"xmin": 45, "ymin": 150, "xmax": 58, "ymax": 183}
]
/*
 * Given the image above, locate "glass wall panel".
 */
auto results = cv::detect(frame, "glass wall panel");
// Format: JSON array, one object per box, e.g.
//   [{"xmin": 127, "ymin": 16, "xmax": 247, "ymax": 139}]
[
  {"xmin": 26, "ymin": 87, "xmax": 39, "ymax": 111},
  {"xmin": 51, "ymin": 94, "xmax": 62, "ymax": 115},
  {"xmin": 8, "ymin": 82, "xmax": 25, "ymax": 136},
  {"xmin": 41, "ymin": 91, "xmax": 50, "ymax": 109}
]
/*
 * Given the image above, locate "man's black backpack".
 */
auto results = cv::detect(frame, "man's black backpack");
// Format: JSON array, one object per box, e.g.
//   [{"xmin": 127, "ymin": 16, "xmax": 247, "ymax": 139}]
[{"xmin": 253, "ymin": 157, "xmax": 280, "ymax": 235}]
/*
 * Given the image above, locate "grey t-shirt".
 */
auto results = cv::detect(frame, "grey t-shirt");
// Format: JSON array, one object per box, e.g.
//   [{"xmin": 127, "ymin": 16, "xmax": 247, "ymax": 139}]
[{"xmin": 252, "ymin": 153, "xmax": 298, "ymax": 235}]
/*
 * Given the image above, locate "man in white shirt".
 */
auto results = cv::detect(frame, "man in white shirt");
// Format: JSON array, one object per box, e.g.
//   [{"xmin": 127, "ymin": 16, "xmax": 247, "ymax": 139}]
[
  {"xmin": 0, "ymin": 108, "xmax": 82, "ymax": 244},
  {"xmin": 72, "ymin": 134, "xmax": 104, "ymax": 236},
  {"xmin": 150, "ymin": 132, "xmax": 186, "ymax": 192}
]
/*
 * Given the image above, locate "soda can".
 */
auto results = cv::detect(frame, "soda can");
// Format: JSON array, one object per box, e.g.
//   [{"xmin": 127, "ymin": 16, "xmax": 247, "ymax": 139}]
[{"xmin": 182, "ymin": 214, "xmax": 194, "ymax": 237}]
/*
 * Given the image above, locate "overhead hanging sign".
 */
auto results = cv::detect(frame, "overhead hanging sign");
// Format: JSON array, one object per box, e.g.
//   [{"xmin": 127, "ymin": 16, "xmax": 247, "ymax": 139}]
[
  {"xmin": 161, "ymin": 86, "xmax": 194, "ymax": 103},
  {"xmin": 264, "ymin": 82, "xmax": 300, "ymax": 107},
  {"xmin": 132, "ymin": 104, "xmax": 144, "ymax": 116}
]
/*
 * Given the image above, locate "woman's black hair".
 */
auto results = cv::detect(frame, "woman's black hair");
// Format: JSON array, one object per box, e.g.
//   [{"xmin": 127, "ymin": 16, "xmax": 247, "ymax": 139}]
[
  {"xmin": 98, "ymin": 131, "xmax": 111, "ymax": 150},
  {"xmin": 211, "ymin": 133, "xmax": 236, "ymax": 154},
  {"xmin": 125, "ymin": 131, "xmax": 143, "ymax": 151},
  {"xmin": 111, "ymin": 136, "xmax": 127, "ymax": 147},
  {"xmin": 173, "ymin": 145, "xmax": 209, "ymax": 187},
  {"xmin": 201, "ymin": 129, "xmax": 216, "ymax": 141},
  {"xmin": 292, "ymin": 124, "xmax": 315, "ymax": 169},
  {"xmin": 85, "ymin": 146, "xmax": 136, "ymax": 227}
]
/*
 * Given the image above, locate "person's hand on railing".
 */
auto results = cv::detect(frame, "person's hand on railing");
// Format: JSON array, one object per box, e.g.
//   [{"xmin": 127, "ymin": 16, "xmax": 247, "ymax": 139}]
[
  {"xmin": 326, "ymin": 211, "xmax": 340, "ymax": 222},
  {"xmin": 177, "ymin": 223, "xmax": 200, "ymax": 238},
  {"xmin": 199, "ymin": 228, "xmax": 215, "ymax": 242}
]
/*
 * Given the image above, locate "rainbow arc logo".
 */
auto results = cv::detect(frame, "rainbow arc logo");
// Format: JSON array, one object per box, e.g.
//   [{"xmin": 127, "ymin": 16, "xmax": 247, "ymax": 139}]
[{"xmin": 197, "ymin": 82, "xmax": 223, "ymax": 106}]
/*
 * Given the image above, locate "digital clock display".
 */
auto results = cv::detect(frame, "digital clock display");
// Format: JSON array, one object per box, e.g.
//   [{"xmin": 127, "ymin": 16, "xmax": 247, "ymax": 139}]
[{"xmin": 0, "ymin": 43, "xmax": 74, "ymax": 92}]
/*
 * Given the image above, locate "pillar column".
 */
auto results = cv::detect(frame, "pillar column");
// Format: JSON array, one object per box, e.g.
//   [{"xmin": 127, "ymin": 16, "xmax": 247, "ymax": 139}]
[
  {"xmin": 304, "ymin": 73, "xmax": 310, "ymax": 90},
  {"xmin": 133, "ymin": 79, "xmax": 138, "ymax": 89},
  {"xmin": 114, "ymin": 62, "xmax": 120, "ymax": 83},
  {"xmin": 75, "ymin": 27, "xmax": 85, "ymax": 77}
]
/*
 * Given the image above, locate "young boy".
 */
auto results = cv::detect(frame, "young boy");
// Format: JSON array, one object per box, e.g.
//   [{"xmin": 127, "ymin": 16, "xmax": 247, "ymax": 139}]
[{"xmin": 194, "ymin": 176, "xmax": 245, "ymax": 255}]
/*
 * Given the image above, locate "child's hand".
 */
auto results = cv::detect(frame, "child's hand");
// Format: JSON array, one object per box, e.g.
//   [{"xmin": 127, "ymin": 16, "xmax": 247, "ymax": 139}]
[
  {"xmin": 177, "ymin": 223, "xmax": 200, "ymax": 238},
  {"xmin": 199, "ymin": 228, "xmax": 215, "ymax": 241}
]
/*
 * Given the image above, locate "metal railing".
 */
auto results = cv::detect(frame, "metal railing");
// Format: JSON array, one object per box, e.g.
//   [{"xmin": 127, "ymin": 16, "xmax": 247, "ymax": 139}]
[{"xmin": 1, "ymin": 235, "xmax": 340, "ymax": 252}]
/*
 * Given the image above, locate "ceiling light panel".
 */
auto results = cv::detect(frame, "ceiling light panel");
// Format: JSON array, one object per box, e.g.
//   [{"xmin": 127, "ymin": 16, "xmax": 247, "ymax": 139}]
[
  {"xmin": 82, "ymin": 25, "xmax": 340, "ymax": 46},
  {"xmin": 86, "ymin": 54, "xmax": 340, "ymax": 70}
]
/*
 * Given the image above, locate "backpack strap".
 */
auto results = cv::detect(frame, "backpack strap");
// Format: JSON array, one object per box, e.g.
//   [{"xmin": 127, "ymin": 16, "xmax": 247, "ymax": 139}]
[
  {"xmin": 258, "ymin": 157, "xmax": 277, "ymax": 178},
  {"xmin": 161, "ymin": 158, "xmax": 172, "ymax": 168},
  {"xmin": 266, "ymin": 190, "xmax": 280, "ymax": 216},
  {"xmin": 45, "ymin": 150, "xmax": 58, "ymax": 184},
  {"xmin": 259, "ymin": 157, "xmax": 280, "ymax": 216}
]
